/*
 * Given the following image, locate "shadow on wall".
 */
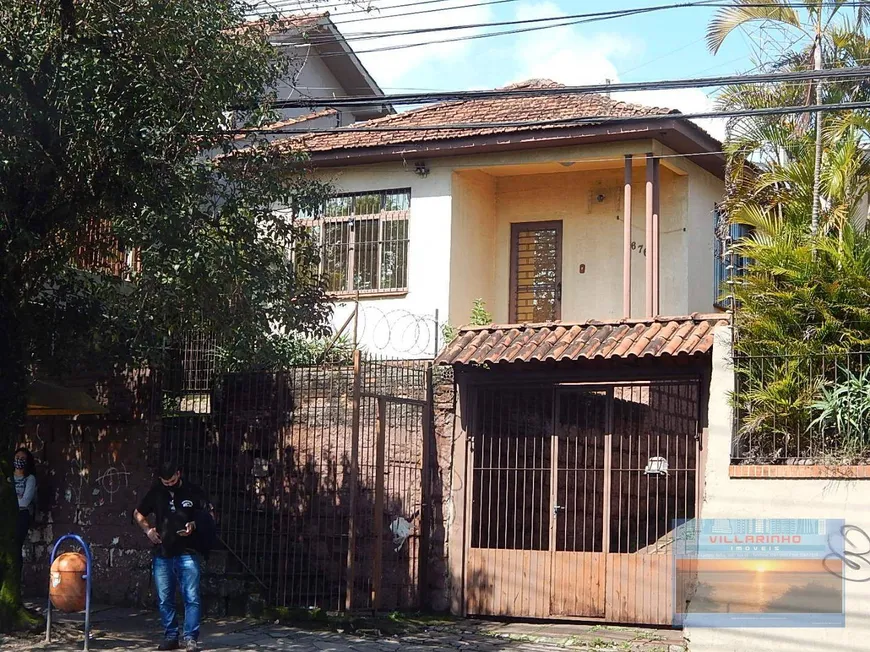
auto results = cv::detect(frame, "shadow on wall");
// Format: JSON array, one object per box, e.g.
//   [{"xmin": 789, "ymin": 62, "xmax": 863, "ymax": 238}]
[
  {"xmin": 21, "ymin": 368, "xmax": 159, "ymax": 606},
  {"xmin": 464, "ymin": 566, "xmax": 493, "ymax": 617}
]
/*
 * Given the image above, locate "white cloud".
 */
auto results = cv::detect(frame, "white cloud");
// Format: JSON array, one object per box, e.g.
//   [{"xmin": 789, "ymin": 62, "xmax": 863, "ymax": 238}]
[
  {"xmin": 612, "ymin": 88, "xmax": 727, "ymax": 142},
  {"xmin": 331, "ymin": 0, "xmax": 495, "ymax": 88},
  {"xmin": 505, "ymin": 2, "xmax": 727, "ymax": 141},
  {"xmin": 508, "ymin": 2, "xmax": 637, "ymax": 86},
  {"xmin": 329, "ymin": 0, "xmax": 728, "ymax": 142},
  {"xmin": 513, "ymin": 32, "xmax": 635, "ymax": 86}
]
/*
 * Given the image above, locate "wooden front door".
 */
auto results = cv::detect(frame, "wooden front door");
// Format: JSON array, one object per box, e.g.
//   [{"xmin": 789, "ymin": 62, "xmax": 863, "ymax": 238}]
[{"xmin": 510, "ymin": 221, "xmax": 562, "ymax": 323}]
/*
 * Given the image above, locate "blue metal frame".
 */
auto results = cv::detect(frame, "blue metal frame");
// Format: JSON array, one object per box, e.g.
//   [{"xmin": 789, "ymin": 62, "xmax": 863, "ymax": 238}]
[{"xmin": 45, "ymin": 533, "xmax": 93, "ymax": 652}]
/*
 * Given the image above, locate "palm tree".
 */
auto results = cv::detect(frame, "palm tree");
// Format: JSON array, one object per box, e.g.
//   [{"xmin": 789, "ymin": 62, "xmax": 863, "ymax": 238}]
[
  {"xmin": 712, "ymin": 4, "xmax": 870, "ymax": 463},
  {"xmin": 707, "ymin": 0, "xmax": 870, "ymax": 235}
]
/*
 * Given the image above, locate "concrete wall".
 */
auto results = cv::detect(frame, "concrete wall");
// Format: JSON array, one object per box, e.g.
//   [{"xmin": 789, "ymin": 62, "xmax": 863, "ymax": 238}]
[
  {"xmin": 686, "ymin": 161, "xmax": 725, "ymax": 312},
  {"xmin": 449, "ymin": 171, "xmax": 497, "ymax": 326},
  {"xmin": 19, "ymin": 368, "xmax": 164, "ymax": 608},
  {"xmin": 20, "ymin": 364, "xmax": 459, "ymax": 615},
  {"xmin": 321, "ymin": 162, "xmax": 453, "ymax": 358},
  {"xmin": 272, "ymin": 41, "xmax": 372, "ymax": 126},
  {"xmin": 429, "ymin": 365, "xmax": 458, "ymax": 612},
  {"xmin": 687, "ymin": 326, "xmax": 870, "ymax": 651},
  {"xmin": 488, "ymin": 165, "xmax": 688, "ymax": 323}
]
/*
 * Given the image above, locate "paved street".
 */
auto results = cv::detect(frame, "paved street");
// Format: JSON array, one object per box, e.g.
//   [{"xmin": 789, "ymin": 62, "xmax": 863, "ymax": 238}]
[{"xmin": 1, "ymin": 605, "xmax": 686, "ymax": 652}]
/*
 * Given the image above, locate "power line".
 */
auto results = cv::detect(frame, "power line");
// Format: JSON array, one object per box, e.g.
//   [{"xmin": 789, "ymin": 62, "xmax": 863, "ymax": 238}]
[
  {"xmin": 246, "ymin": 0, "xmax": 339, "ymax": 15},
  {"xmin": 247, "ymin": 0, "xmax": 468, "ymax": 18},
  {"xmin": 250, "ymin": 0, "xmax": 524, "ymax": 23},
  {"xmin": 276, "ymin": 1, "xmax": 721, "ymax": 46},
  {"xmin": 262, "ymin": 1, "xmax": 869, "ymax": 51},
  {"xmin": 225, "ymin": 100, "xmax": 870, "ymax": 136},
  {"xmin": 330, "ymin": 0, "xmax": 523, "ymax": 26},
  {"xmin": 311, "ymin": 4, "xmax": 867, "ymax": 60},
  {"xmin": 621, "ymin": 35, "xmax": 709, "ymax": 78},
  {"xmin": 248, "ymin": 1, "xmax": 869, "ymax": 66},
  {"xmin": 252, "ymin": 0, "xmax": 867, "ymax": 25},
  {"xmin": 260, "ymin": 66, "xmax": 870, "ymax": 110}
]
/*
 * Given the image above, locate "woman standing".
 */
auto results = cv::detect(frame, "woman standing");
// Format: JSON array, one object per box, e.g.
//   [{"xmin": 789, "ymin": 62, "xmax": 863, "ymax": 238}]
[{"xmin": 13, "ymin": 447, "xmax": 37, "ymax": 574}]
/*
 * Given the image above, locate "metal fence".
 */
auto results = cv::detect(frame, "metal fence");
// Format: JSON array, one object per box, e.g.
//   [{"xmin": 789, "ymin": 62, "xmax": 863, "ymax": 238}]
[
  {"xmin": 154, "ymin": 344, "xmax": 433, "ymax": 612},
  {"xmin": 732, "ymin": 350, "xmax": 870, "ymax": 464}
]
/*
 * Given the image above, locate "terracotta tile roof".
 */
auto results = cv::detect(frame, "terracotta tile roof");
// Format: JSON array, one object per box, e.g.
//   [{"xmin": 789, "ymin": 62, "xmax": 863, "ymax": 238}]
[
  {"xmin": 236, "ymin": 13, "xmax": 328, "ymax": 36},
  {"xmin": 435, "ymin": 314, "xmax": 729, "ymax": 366},
  {"xmin": 277, "ymin": 79, "xmax": 679, "ymax": 154},
  {"xmin": 232, "ymin": 109, "xmax": 338, "ymax": 140}
]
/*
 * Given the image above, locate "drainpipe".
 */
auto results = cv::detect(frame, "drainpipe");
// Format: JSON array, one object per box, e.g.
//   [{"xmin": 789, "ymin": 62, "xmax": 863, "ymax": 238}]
[
  {"xmin": 652, "ymin": 157, "xmax": 661, "ymax": 316},
  {"xmin": 623, "ymin": 155, "xmax": 633, "ymax": 318},
  {"xmin": 645, "ymin": 153, "xmax": 655, "ymax": 318}
]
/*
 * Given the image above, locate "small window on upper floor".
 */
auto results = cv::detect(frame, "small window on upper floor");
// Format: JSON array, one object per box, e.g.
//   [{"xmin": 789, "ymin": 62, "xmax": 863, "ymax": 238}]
[
  {"xmin": 301, "ymin": 189, "xmax": 410, "ymax": 296},
  {"xmin": 72, "ymin": 218, "xmax": 140, "ymax": 279},
  {"xmin": 713, "ymin": 204, "xmax": 749, "ymax": 310}
]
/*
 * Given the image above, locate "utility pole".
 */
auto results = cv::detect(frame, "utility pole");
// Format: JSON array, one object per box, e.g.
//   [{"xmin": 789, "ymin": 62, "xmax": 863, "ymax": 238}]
[{"xmin": 810, "ymin": 3, "xmax": 823, "ymax": 236}]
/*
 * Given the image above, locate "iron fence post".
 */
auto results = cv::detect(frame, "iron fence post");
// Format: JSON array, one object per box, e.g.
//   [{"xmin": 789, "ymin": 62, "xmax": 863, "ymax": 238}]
[
  {"xmin": 419, "ymin": 361, "xmax": 434, "ymax": 610},
  {"xmin": 345, "ymin": 349, "xmax": 362, "ymax": 610},
  {"xmin": 371, "ymin": 396, "xmax": 387, "ymax": 610}
]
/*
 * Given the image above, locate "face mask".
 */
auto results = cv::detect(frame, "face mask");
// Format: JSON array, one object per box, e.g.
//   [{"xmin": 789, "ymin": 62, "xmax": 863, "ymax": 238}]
[{"xmin": 13, "ymin": 458, "xmax": 26, "ymax": 470}]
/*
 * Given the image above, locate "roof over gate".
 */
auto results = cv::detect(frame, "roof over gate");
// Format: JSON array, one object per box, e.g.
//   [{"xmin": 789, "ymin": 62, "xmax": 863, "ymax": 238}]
[{"xmin": 435, "ymin": 314, "xmax": 729, "ymax": 366}]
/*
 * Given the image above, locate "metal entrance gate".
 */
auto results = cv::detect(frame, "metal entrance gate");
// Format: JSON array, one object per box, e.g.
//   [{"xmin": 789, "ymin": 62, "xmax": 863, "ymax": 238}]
[{"xmin": 466, "ymin": 381, "xmax": 699, "ymax": 625}]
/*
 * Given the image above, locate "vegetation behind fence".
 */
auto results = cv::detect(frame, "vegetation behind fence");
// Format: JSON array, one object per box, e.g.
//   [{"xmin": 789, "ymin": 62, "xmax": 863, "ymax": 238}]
[{"xmin": 732, "ymin": 350, "xmax": 870, "ymax": 464}]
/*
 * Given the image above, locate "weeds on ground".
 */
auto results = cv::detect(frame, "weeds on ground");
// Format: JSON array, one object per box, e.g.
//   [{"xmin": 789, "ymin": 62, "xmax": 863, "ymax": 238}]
[{"xmin": 263, "ymin": 606, "xmax": 455, "ymax": 636}]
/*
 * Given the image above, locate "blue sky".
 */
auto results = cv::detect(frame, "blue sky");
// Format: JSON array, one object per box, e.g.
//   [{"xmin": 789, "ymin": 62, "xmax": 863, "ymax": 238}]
[{"xmin": 328, "ymin": 0, "xmax": 771, "ymax": 140}]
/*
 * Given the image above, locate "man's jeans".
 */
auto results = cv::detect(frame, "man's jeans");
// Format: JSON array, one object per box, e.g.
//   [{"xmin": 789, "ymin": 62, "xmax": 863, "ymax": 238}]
[{"xmin": 153, "ymin": 554, "xmax": 201, "ymax": 642}]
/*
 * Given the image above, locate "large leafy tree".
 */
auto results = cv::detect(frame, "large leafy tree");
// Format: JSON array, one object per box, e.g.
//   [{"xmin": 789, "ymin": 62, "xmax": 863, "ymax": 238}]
[{"xmin": 0, "ymin": 0, "xmax": 333, "ymax": 627}]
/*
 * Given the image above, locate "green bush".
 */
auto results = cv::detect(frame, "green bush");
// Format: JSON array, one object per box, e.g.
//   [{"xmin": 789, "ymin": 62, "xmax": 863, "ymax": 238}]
[
  {"xmin": 732, "ymin": 222, "xmax": 870, "ymax": 462},
  {"xmin": 809, "ymin": 365, "xmax": 870, "ymax": 456},
  {"xmin": 217, "ymin": 332, "xmax": 354, "ymax": 371},
  {"xmin": 441, "ymin": 298, "xmax": 493, "ymax": 347}
]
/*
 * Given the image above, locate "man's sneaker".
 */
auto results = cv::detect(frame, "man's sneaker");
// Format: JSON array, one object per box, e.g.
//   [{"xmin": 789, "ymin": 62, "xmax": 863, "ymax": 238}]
[
  {"xmin": 184, "ymin": 639, "xmax": 199, "ymax": 652},
  {"xmin": 157, "ymin": 640, "xmax": 179, "ymax": 651}
]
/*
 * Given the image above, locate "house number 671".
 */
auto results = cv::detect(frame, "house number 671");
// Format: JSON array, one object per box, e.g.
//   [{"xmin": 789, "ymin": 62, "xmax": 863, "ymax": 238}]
[{"xmin": 631, "ymin": 241, "xmax": 647, "ymax": 256}]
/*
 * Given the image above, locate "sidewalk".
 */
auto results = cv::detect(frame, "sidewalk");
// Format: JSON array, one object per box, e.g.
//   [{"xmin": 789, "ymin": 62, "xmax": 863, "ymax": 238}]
[{"xmin": 1, "ymin": 604, "xmax": 686, "ymax": 651}]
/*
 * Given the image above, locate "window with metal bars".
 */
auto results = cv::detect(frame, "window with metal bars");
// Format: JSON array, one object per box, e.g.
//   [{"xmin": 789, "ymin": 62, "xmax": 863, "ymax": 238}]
[
  {"xmin": 713, "ymin": 205, "xmax": 749, "ymax": 310},
  {"xmin": 301, "ymin": 189, "xmax": 410, "ymax": 295},
  {"xmin": 71, "ymin": 218, "xmax": 140, "ymax": 278}
]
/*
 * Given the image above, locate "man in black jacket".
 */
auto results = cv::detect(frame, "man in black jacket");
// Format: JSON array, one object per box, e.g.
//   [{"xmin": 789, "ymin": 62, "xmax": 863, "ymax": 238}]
[{"xmin": 133, "ymin": 459, "xmax": 212, "ymax": 652}]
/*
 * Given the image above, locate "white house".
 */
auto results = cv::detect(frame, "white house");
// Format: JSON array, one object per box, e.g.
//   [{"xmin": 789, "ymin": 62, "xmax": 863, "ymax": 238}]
[
  {"xmin": 246, "ymin": 13, "xmax": 392, "ymax": 135},
  {"xmin": 274, "ymin": 79, "xmax": 728, "ymax": 357},
  {"xmin": 270, "ymin": 81, "xmax": 734, "ymax": 625}
]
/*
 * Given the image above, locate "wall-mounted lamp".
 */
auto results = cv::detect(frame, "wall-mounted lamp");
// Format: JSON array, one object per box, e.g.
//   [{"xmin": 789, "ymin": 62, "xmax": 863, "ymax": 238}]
[
  {"xmin": 559, "ymin": 161, "xmax": 575, "ymax": 168},
  {"xmin": 414, "ymin": 161, "xmax": 430, "ymax": 177},
  {"xmin": 644, "ymin": 456, "xmax": 669, "ymax": 477}
]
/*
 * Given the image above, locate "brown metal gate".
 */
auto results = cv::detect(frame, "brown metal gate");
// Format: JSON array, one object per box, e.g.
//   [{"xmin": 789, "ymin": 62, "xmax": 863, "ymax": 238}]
[{"xmin": 466, "ymin": 380, "xmax": 699, "ymax": 625}]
